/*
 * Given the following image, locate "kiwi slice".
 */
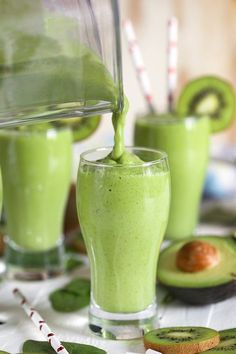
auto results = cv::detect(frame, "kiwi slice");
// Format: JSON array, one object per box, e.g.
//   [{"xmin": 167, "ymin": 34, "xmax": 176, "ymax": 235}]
[
  {"xmin": 8, "ymin": 115, "xmax": 101, "ymax": 143},
  {"xmin": 177, "ymin": 76, "xmax": 236, "ymax": 133},
  {"xmin": 203, "ymin": 328, "xmax": 236, "ymax": 353},
  {"xmin": 50, "ymin": 115, "xmax": 101, "ymax": 142},
  {"xmin": 144, "ymin": 327, "xmax": 220, "ymax": 354}
]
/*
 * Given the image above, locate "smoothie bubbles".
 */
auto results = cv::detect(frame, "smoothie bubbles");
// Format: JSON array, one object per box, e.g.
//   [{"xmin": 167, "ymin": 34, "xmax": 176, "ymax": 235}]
[{"xmin": 129, "ymin": 17, "xmax": 236, "ymax": 240}]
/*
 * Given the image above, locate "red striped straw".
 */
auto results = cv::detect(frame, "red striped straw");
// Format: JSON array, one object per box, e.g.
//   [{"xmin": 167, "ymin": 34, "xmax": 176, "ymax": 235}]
[
  {"xmin": 13, "ymin": 288, "xmax": 69, "ymax": 354},
  {"xmin": 167, "ymin": 17, "xmax": 178, "ymax": 112},
  {"xmin": 123, "ymin": 19, "xmax": 155, "ymax": 114}
]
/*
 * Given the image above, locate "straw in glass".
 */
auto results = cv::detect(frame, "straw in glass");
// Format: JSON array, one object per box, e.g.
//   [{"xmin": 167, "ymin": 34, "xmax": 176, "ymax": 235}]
[
  {"xmin": 167, "ymin": 17, "xmax": 178, "ymax": 112},
  {"xmin": 123, "ymin": 19, "xmax": 156, "ymax": 114}
]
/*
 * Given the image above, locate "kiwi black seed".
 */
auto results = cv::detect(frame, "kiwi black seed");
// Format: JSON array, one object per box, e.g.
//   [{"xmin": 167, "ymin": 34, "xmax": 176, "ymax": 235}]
[
  {"xmin": 202, "ymin": 328, "xmax": 236, "ymax": 353},
  {"xmin": 144, "ymin": 326, "xmax": 220, "ymax": 354},
  {"xmin": 177, "ymin": 76, "xmax": 236, "ymax": 133}
]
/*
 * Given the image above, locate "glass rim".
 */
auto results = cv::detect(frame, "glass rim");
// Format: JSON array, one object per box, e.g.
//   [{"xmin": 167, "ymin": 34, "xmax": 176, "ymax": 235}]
[
  {"xmin": 80, "ymin": 146, "xmax": 168, "ymax": 168},
  {"xmin": 136, "ymin": 113, "xmax": 209, "ymax": 125}
]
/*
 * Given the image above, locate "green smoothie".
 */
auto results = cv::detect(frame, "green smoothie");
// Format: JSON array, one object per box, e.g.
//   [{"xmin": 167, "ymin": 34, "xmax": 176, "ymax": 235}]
[
  {"xmin": 0, "ymin": 127, "xmax": 72, "ymax": 251},
  {"xmin": 134, "ymin": 114, "xmax": 210, "ymax": 239},
  {"xmin": 77, "ymin": 148, "xmax": 170, "ymax": 313},
  {"xmin": 0, "ymin": 173, "xmax": 2, "ymax": 216}
]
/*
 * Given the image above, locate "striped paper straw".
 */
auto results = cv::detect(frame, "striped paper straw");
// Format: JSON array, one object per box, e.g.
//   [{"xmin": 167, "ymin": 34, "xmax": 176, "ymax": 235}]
[
  {"xmin": 123, "ymin": 19, "xmax": 155, "ymax": 114},
  {"xmin": 167, "ymin": 17, "xmax": 178, "ymax": 112},
  {"xmin": 13, "ymin": 288, "xmax": 69, "ymax": 354}
]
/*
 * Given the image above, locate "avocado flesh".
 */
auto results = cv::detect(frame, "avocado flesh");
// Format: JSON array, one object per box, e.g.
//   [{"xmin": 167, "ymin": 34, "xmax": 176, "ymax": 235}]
[{"xmin": 158, "ymin": 236, "xmax": 236, "ymax": 288}]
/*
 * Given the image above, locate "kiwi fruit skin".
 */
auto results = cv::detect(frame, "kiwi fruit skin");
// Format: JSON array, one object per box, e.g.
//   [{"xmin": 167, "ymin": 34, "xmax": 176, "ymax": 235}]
[
  {"xmin": 144, "ymin": 327, "xmax": 220, "ymax": 354},
  {"xmin": 177, "ymin": 76, "xmax": 236, "ymax": 133},
  {"xmin": 202, "ymin": 328, "xmax": 236, "ymax": 353}
]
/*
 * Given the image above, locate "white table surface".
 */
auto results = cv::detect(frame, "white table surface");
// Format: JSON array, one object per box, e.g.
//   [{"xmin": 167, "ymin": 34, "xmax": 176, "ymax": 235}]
[{"xmin": 1, "ymin": 224, "xmax": 236, "ymax": 354}]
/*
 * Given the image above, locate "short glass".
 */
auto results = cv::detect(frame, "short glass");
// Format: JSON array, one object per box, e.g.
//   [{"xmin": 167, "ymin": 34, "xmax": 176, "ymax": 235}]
[
  {"xmin": 134, "ymin": 114, "xmax": 210, "ymax": 240},
  {"xmin": 77, "ymin": 147, "xmax": 170, "ymax": 339},
  {"xmin": 0, "ymin": 127, "xmax": 72, "ymax": 280}
]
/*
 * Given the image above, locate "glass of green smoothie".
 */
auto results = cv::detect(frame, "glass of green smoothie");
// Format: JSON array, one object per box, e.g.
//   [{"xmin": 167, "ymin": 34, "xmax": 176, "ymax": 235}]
[
  {"xmin": 134, "ymin": 114, "xmax": 210, "ymax": 240},
  {"xmin": 0, "ymin": 126, "xmax": 72, "ymax": 280},
  {"xmin": 77, "ymin": 146, "xmax": 170, "ymax": 339}
]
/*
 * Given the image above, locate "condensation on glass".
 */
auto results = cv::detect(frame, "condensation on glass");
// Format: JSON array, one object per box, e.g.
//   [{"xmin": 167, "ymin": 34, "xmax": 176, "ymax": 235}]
[{"xmin": 0, "ymin": 0, "xmax": 123, "ymax": 127}]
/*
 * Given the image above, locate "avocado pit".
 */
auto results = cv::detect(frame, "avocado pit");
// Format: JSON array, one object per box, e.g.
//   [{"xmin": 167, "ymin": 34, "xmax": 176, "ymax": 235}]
[{"xmin": 176, "ymin": 240, "xmax": 220, "ymax": 273}]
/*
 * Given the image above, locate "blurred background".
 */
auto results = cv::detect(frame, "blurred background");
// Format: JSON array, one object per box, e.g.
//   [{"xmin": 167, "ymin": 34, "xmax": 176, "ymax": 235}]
[
  {"xmin": 72, "ymin": 0, "xmax": 236, "ymax": 227},
  {"xmin": 1, "ymin": 0, "xmax": 236, "ymax": 257},
  {"xmin": 74, "ymin": 0, "xmax": 236, "ymax": 176}
]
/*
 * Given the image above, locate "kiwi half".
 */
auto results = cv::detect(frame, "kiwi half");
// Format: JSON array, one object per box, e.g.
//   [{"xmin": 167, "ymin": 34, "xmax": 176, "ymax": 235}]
[
  {"xmin": 203, "ymin": 328, "xmax": 236, "ymax": 353},
  {"xmin": 177, "ymin": 76, "xmax": 236, "ymax": 133},
  {"xmin": 49, "ymin": 115, "xmax": 101, "ymax": 142},
  {"xmin": 144, "ymin": 327, "xmax": 220, "ymax": 354},
  {"xmin": 9, "ymin": 115, "xmax": 101, "ymax": 143}
]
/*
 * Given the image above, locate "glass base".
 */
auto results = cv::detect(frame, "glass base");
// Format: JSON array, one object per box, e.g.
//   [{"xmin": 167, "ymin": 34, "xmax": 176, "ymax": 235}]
[
  {"xmin": 89, "ymin": 299, "xmax": 158, "ymax": 340},
  {"xmin": 4, "ymin": 237, "xmax": 65, "ymax": 281}
]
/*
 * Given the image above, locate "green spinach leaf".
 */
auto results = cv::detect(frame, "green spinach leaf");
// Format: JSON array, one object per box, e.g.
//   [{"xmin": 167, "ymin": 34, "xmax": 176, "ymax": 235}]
[
  {"xmin": 65, "ymin": 257, "xmax": 83, "ymax": 272},
  {"xmin": 23, "ymin": 340, "xmax": 106, "ymax": 354},
  {"xmin": 49, "ymin": 278, "xmax": 90, "ymax": 312}
]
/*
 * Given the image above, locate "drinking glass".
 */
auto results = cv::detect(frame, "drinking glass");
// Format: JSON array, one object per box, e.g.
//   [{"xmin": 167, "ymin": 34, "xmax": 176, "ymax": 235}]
[
  {"xmin": 77, "ymin": 147, "xmax": 170, "ymax": 339},
  {"xmin": 0, "ymin": 127, "xmax": 72, "ymax": 280},
  {"xmin": 0, "ymin": 0, "xmax": 123, "ymax": 127},
  {"xmin": 134, "ymin": 114, "xmax": 210, "ymax": 240}
]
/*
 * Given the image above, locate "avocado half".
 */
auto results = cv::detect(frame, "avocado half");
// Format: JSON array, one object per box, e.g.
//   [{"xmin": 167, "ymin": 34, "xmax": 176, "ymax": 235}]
[{"xmin": 157, "ymin": 236, "xmax": 236, "ymax": 305}]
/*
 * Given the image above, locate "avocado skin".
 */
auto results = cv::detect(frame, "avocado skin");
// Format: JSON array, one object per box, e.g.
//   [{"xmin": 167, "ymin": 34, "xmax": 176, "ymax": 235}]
[
  {"xmin": 158, "ymin": 235, "xmax": 236, "ymax": 305},
  {"xmin": 163, "ymin": 279, "xmax": 236, "ymax": 305}
]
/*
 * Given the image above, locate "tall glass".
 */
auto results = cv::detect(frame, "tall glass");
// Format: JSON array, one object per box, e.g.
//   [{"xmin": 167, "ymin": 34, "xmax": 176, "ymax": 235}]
[
  {"xmin": 0, "ymin": 127, "xmax": 72, "ymax": 280},
  {"xmin": 134, "ymin": 114, "xmax": 210, "ymax": 240},
  {"xmin": 77, "ymin": 147, "xmax": 170, "ymax": 339},
  {"xmin": 0, "ymin": 0, "xmax": 123, "ymax": 127}
]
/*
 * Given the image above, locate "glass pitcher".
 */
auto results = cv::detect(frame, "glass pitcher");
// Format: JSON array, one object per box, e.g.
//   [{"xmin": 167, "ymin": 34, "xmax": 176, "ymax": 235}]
[{"xmin": 0, "ymin": 0, "xmax": 123, "ymax": 127}]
